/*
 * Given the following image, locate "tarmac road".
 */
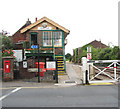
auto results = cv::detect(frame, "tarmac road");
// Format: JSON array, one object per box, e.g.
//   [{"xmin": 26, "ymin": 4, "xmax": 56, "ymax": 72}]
[{"xmin": 1, "ymin": 85, "xmax": 118, "ymax": 107}]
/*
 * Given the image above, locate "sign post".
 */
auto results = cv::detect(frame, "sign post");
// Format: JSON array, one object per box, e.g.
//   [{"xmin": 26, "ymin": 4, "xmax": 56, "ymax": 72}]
[
  {"xmin": 31, "ymin": 44, "xmax": 40, "ymax": 83},
  {"xmin": 55, "ymin": 59, "xmax": 58, "ymax": 83},
  {"xmin": 87, "ymin": 46, "xmax": 92, "ymax": 60}
]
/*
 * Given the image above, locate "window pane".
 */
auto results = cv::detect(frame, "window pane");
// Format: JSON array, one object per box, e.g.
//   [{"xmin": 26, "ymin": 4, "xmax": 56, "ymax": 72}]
[
  {"xmin": 53, "ymin": 31, "xmax": 62, "ymax": 47},
  {"xmin": 43, "ymin": 31, "xmax": 52, "ymax": 46}
]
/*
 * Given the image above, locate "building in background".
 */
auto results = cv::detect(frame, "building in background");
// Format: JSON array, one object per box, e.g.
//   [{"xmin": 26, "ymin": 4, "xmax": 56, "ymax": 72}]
[{"xmin": 73, "ymin": 40, "xmax": 107, "ymax": 63}]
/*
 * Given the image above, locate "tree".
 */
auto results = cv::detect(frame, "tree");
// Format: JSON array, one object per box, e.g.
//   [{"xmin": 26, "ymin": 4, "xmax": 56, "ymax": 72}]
[
  {"xmin": 97, "ymin": 47, "xmax": 112, "ymax": 60},
  {"xmin": 74, "ymin": 48, "xmax": 78, "ymax": 63},
  {"xmin": 110, "ymin": 46, "xmax": 119, "ymax": 60},
  {"xmin": 2, "ymin": 35, "xmax": 14, "ymax": 51},
  {"xmin": 75, "ymin": 45, "xmax": 120, "ymax": 63},
  {"xmin": 118, "ymin": 48, "xmax": 120, "ymax": 59},
  {"xmin": 65, "ymin": 53, "xmax": 72, "ymax": 62}
]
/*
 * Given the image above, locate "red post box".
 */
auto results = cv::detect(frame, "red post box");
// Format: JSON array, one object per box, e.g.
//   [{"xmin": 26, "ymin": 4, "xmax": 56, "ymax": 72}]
[
  {"xmin": 35, "ymin": 62, "xmax": 45, "ymax": 77},
  {"xmin": 4, "ymin": 60, "xmax": 10, "ymax": 73}
]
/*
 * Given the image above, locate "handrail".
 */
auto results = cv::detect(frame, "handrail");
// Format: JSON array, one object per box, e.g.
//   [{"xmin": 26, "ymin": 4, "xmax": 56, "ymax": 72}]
[{"xmin": 87, "ymin": 60, "xmax": 120, "ymax": 63}]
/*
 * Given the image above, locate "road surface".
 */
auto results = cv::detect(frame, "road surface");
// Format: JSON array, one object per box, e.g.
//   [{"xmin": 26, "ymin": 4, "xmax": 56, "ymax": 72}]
[{"xmin": 1, "ymin": 85, "xmax": 118, "ymax": 107}]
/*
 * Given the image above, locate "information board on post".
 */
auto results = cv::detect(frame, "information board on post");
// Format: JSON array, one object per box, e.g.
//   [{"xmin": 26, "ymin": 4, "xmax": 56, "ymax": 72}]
[
  {"xmin": 87, "ymin": 46, "xmax": 92, "ymax": 60},
  {"xmin": 46, "ymin": 61, "xmax": 56, "ymax": 70},
  {"xmin": 87, "ymin": 53, "xmax": 92, "ymax": 60}
]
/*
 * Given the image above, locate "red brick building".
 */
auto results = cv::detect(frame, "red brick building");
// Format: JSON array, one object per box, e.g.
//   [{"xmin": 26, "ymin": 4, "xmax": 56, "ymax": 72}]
[
  {"xmin": 10, "ymin": 17, "xmax": 70, "ymax": 78},
  {"xmin": 73, "ymin": 40, "xmax": 107, "ymax": 63}
]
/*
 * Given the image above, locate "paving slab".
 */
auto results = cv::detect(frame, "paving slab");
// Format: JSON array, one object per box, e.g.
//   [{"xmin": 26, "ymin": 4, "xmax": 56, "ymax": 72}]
[{"xmin": 66, "ymin": 62, "xmax": 82, "ymax": 84}]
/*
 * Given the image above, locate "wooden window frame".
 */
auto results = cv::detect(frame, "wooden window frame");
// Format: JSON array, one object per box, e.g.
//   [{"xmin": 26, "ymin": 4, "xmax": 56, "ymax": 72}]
[
  {"xmin": 53, "ymin": 31, "xmax": 62, "ymax": 47},
  {"xmin": 30, "ymin": 32, "xmax": 38, "ymax": 46},
  {"xmin": 43, "ymin": 31, "xmax": 52, "ymax": 47}
]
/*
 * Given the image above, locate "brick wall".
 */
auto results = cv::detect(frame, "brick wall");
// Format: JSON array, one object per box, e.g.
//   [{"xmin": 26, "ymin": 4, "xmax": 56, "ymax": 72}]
[
  {"xmin": 55, "ymin": 48, "xmax": 63, "ymax": 55},
  {"xmin": 11, "ymin": 31, "xmax": 26, "ymax": 43},
  {"xmin": 19, "ymin": 62, "xmax": 35, "ymax": 79}
]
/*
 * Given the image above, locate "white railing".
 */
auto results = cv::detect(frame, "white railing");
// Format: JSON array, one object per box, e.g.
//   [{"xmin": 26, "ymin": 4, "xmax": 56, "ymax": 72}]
[{"xmin": 82, "ymin": 57, "xmax": 120, "ymax": 84}]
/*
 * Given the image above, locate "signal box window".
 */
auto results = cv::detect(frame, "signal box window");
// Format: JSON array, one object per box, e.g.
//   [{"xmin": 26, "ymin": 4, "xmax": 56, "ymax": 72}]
[
  {"xmin": 31, "ymin": 34, "xmax": 37, "ymax": 45},
  {"xmin": 53, "ymin": 31, "xmax": 62, "ymax": 47},
  {"xmin": 43, "ymin": 31, "xmax": 52, "ymax": 46}
]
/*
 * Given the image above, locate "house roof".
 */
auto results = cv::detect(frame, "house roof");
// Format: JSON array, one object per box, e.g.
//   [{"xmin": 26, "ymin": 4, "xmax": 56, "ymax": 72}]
[
  {"xmin": 77, "ymin": 40, "xmax": 107, "ymax": 51},
  {"xmin": 88, "ymin": 40, "xmax": 107, "ymax": 48},
  {"xmin": 13, "ymin": 19, "xmax": 31, "ymax": 36},
  {"xmin": 10, "ymin": 19, "xmax": 31, "ymax": 43},
  {"xmin": 20, "ymin": 17, "xmax": 70, "ymax": 34},
  {"xmin": 75, "ymin": 40, "xmax": 107, "ymax": 56}
]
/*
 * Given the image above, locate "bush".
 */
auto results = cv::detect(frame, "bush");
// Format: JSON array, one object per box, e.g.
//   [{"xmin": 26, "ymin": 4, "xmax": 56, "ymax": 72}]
[
  {"xmin": 2, "ymin": 49, "xmax": 15, "ymax": 58},
  {"xmin": 65, "ymin": 53, "xmax": 72, "ymax": 62},
  {"xmin": 75, "ymin": 45, "xmax": 120, "ymax": 63},
  {"xmin": 2, "ymin": 35, "xmax": 14, "ymax": 51}
]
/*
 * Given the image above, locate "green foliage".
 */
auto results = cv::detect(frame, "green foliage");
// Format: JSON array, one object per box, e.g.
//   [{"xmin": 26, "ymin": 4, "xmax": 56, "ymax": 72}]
[
  {"xmin": 96, "ymin": 46, "xmax": 119, "ymax": 60},
  {"xmin": 92, "ymin": 48, "xmax": 101, "ymax": 60},
  {"xmin": 96, "ymin": 47, "xmax": 111, "ymax": 60},
  {"xmin": 75, "ymin": 48, "xmax": 78, "ymax": 63},
  {"xmin": 118, "ymin": 48, "xmax": 120, "ymax": 59},
  {"xmin": 110, "ymin": 46, "xmax": 119, "ymax": 60},
  {"xmin": 81, "ymin": 44, "xmax": 92, "ymax": 51},
  {"xmin": 74, "ymin": 45, "xmax": 120, "ymax": 63},
  {"xmin": 2, "ymin": 35, "xmax": 14, "ymax": 51},
  {"xmin": 78, "ymin": 44, "xmax": 93, "ymax": 63},
  {"xmin": 65, "ymin": 53, "xmax": 72, "ymax": 62}
]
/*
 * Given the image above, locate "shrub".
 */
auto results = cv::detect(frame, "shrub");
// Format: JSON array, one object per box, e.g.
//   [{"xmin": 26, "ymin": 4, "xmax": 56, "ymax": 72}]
[{"xmin": 2, "ymin": 49, "xmax": 15, "ymax": 58}]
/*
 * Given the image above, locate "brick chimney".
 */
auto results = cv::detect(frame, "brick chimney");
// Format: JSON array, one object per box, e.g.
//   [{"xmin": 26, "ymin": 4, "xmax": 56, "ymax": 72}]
[
  {"xmin": 26, "ymin": 18, "xmax": 31, "ymax": 26},
  {"xmin": 35, "ymin": 17, "xmax": 37, "ymax": 22}
]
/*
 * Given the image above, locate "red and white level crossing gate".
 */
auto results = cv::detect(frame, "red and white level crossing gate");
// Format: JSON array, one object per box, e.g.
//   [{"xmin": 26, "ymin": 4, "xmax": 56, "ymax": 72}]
[{"xmin": 82, "ymin": 57, "xmax": 120, "ymax": 84}]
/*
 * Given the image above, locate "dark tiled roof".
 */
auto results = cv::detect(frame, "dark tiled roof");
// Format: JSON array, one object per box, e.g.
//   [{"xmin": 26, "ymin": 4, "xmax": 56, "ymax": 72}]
[
  {"xmin": 88, "ymin": 40, "xmax": 107, "ymax": 48},
  {"xmin": 10, "ymin": 19, "xmax": 31, "ymax": 43},
  {"xmin": 77, "ymin": 40, "xmax": 107, "ymax": 56}
]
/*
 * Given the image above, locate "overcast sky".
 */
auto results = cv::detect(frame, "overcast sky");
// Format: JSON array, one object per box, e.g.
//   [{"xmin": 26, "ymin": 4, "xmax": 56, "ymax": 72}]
[{"xmin": 0, "ymin": 0, "xmax": 119, "ymax": 55}]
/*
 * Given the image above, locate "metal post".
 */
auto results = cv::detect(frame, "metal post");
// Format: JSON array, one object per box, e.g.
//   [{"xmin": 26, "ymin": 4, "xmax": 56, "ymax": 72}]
[
  {"xmin": 38, "ymin": 44, "xmax": 40, "ymax": 83},
  {"xmin": 114, "ymin": 62, "xmax": 117, "ymax": 80},
  {"xmin": 86, "ymin": 70, "xmax": 89, "ymax": 84},
  {"xmin": 87, "ymin": 64, "xmax": 90, "ymax": 82},
  {"xmin": 55, "ymin": 59, "xmax": 58, "ymax": 83}
]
